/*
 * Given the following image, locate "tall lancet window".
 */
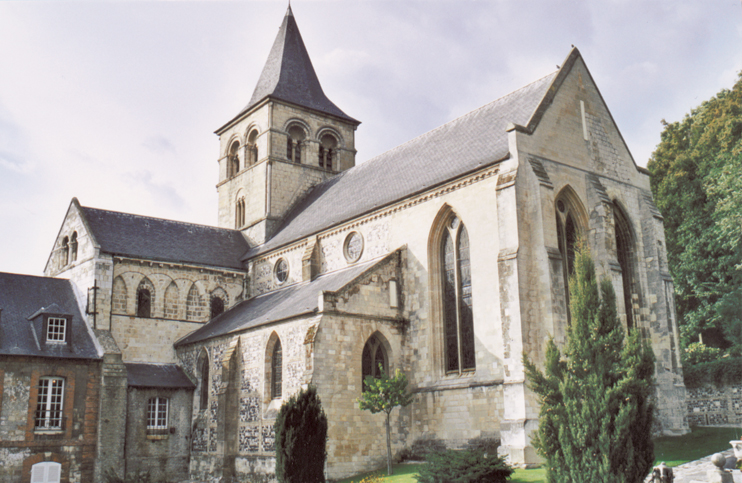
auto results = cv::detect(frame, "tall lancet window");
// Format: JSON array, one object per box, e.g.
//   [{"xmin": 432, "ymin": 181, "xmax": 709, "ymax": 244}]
[
  {"xmin": 441, "ymin": 216, "xmax": 475, "ymax": 373},
  {"xmin": 614, "ymin": 202, "xmax": 638, "ymax": 329},
  {"xmin": 271, "ymin": 339, "xmax": 283, "ymax": 399},
  {"xmin": 555, "ymin": 190, "xmax": 586, "ymax": 322},
  {"xmin": 235, "ymin": 197, "xmax": 245, "ymax": 228}
]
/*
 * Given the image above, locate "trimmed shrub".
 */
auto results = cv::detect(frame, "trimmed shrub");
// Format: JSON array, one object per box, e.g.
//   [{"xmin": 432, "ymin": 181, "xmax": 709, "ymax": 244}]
[
  {"xmin": 683, "ymin": 342, "xmax": 723, "ymax": 365},
  {"xmin": 274, "ymin": 386, "xmax": 328, "ymax": 483},
  {"xmin": 415, "ymin": 449, "xmax": 513, "ymax": 483},
  {"xmin": 683, "ymin": 356, "xmax": 742, "ymax": 388}
]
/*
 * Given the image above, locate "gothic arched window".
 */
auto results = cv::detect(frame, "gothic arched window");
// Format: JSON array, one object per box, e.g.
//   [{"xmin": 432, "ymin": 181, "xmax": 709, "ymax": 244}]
[
  {"xmin": 199, "ymin": 352, "xmax": 209, "ymax": 411},
  {"xmin": 271, "ymin": 339, "xmax": 282, "ymax": 399},
  {"xmin": 555, "ymin": 189, "xmax": 586, "ymax": 321},
  {"xmin": 614, "ymin": 202, "xmax": 638, "ymax": 329},
  {"xmin": 69, "ymin": 232, "xmax": 78, "ymax": 262},
  {"xmin": 441, "ymin": 216, "xmax": 475, "ymax": 373},
  {"xmin": 361, "ymin": 334, "xmax": 388, "ymax": 389}
]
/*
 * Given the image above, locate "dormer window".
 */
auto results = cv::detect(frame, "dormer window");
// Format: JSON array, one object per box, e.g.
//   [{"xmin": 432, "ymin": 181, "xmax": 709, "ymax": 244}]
[
  {"xmin": 46, "ymin": 317, "xmax": 67, "ymax": 343},
  {"xmin": 286, "ymin": 125, "xmax": 306, "ymax": 164},
  {"xmin": 319, "ymin": 133, "xmax": 337, "ymax": 170}
]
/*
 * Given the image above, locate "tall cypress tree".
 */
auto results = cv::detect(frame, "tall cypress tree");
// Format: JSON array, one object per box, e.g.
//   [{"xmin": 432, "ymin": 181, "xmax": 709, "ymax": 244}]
[
  {"xmin": 274, "ymin": 385, "xmax": 328, "ymax": 483},
  {"xmin": 524, "ymin": 247, "xmax": 655, "ymax": 483}
]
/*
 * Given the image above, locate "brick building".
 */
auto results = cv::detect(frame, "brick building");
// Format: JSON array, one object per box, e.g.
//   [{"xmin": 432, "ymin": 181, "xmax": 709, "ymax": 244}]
[
  {"xmin": 0, "ymin": 273, "xmax": 101, "ymax": 482},
  {"xmin": 3, "ymin": 5, "xmax": 688, "ymax": 482}
]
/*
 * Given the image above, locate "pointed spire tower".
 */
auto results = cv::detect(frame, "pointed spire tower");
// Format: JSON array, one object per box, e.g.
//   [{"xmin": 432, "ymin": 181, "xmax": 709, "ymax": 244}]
[{"xmin": 215, "ymin": 6, "xmax": 360, "ymax": 245}]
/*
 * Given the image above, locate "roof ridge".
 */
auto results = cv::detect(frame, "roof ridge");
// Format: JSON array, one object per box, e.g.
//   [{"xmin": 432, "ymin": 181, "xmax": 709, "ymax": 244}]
[
  {"xmin": 354, "ymin": 71, "xmax": 558, "ymax": 168},
  {"xmin": 81, "ymin": 206, "xmax": 240, "ymax": 234},
  {"xmin": 0, "ymin": 271, "xmax": 70, "ymax": 282}
]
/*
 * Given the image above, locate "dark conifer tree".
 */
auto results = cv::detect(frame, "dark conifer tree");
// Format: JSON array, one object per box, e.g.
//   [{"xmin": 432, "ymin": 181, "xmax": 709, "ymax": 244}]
[
  {"xmin": 274, "ymin": 386, "xmax": 328, "ymax": 483},
  {"xmin": 524, "ymin": 247, "xmax": 655, "ymax": 483}
]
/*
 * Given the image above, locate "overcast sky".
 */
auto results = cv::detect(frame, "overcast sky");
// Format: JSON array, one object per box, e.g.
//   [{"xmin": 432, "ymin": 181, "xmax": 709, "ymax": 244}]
[{"xmin": 1, "ymin": 1, "xmax": 740, "ymax": 276}]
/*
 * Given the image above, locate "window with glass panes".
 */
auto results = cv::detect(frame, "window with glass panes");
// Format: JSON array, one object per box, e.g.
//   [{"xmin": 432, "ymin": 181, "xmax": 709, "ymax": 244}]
[
  {"xmin": 441, "ymin": 216, "xmax": 475, "ymax": 373},
  {"xmin": 46, "ymin": 317, "xmax": 67, "ymax": 343},
  {"xmin": 147, "ymin": 397, "xmax": 168, "ymax": 429},
  {"xmin": 35, "ymin": 377, "xmax": 64, "ymax": 430}
]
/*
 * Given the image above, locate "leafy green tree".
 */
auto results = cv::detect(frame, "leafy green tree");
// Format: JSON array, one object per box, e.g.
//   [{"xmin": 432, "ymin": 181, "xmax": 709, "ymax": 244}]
[
  {"xmin": 357, "ymin": 367, "xmax": 414, "ymax": 476},
  {"xmin": 648, "ymin": 72, "xmax": 742, "ymax": 351},
  {"xmin": 524, "ymin": 247, "xmax": 655, "ymax": 483},
  {"xmin": 274, "ymin": 386, "xmax": 328, "ymax": 483}
]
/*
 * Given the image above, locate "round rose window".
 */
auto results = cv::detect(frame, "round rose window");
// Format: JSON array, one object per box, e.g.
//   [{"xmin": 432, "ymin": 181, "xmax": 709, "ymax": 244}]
[
  {"xmin": 274, "ymin": 258, "xmax": 289, "ymax": 284},
  {"xmin": 344, "ymin": 232, "xmax": 364, "ymax": 263}
]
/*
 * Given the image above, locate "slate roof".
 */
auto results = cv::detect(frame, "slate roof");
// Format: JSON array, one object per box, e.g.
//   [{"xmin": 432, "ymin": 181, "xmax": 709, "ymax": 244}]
[
  {"xmin": 125, "ymin": 363, "xmax": 196, "ymax": 389},
  {"xmin": 81, "ymin": 206, "xmax": 249, "ymax": 270},
  {"xmin": 0, "ymin": 272, "xmax": 100, "ymax": 359},
  {"xmin": 176, "ymin": 253, "xmax": 394, "ymax": 346},
  {"xmin": 244, "ymin": 71, "xmax": 557, "ymax": 259},
  {"xmin": 222, "ymin": 6, "xmax": 357, "ymax": 130}
]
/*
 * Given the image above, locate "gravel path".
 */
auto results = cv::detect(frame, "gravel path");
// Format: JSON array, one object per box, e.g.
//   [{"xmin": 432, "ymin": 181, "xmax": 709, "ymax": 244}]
[{"xmin": 650, "ymin": 449, "xmax": 742, "ymax": 483}]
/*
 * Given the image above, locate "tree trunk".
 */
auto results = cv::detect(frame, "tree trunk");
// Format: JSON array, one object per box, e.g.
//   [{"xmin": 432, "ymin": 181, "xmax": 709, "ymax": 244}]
[{"xmin": 385, "ymin": 410, "xmax": 393, "ymax": 475}]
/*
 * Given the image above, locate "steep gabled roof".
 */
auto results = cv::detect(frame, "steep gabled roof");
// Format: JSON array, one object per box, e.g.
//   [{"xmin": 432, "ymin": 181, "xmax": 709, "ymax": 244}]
[
  {"xmin": 80, "ymin": 206, "xmax": 249, "ymax": 270},
  {"xmin": 125, "ymin": 362, "xmax": 195, "ymax": 389},
  {"xmin": 176, "ymin": 253, "xmax": 396, "ymax": 346},
  {"xmin": 219, "ymin": 6, "xmax": 357, "ymax": 132},
  {"xmin": 0, "ymin": 272, "xmax": 100, "ymax": 359},
  {"xmin": 243, "ymin": 70, "xmax": 557, "ymax": 259}
]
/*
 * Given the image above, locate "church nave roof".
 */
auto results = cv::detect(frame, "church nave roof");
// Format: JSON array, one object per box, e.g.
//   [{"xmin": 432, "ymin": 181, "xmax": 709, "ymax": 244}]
[
  {"xmin": 80, "ymin": 205, "xmax": 249, "ymax": 270},
  {"xmin": 244, "ymin": 68, "xmax": 559, "ymax": 260}
]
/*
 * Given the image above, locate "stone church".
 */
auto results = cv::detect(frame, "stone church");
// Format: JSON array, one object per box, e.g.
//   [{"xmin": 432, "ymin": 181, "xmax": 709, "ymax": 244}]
[{"xmin": 0, "ymin": 6, "xmax": 688, "ymax": 482}]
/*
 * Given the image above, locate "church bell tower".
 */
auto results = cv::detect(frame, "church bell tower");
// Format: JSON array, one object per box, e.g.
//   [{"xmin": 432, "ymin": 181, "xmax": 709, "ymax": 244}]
[{"xmin": 214, "ymin": 6, "xmax": 360, "ymax": 246}]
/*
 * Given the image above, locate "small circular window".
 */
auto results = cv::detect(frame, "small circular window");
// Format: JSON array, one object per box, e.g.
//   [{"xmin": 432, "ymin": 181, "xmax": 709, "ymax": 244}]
[
  {"xmin": 274, "ymin": 258, "xmax": 289, "ymax": 284},
  {"xmin": 344, "ymin": 232, "xmax": 364, "ymax": 263}
]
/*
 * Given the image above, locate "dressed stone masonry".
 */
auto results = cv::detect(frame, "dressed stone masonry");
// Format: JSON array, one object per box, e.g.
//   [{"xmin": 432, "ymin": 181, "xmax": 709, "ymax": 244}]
[{"xmin": 0, "ymin": 5, "xmax": 690, "ymax": 483}]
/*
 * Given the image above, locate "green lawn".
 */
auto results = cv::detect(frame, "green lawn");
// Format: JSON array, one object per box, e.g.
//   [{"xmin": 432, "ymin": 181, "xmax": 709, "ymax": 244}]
[
  {"xmin": 335, "ymin": 427, "xmax": 742, "ymax": 483},
  {"xmin": 511, "ymin": 467, "xmax": 546, "ymax": 482},
  {"xmin": 335, "ymin": 463, "xmax": 423, "ymax": 483},
  {"xmin": 653, "ymin": 426, "xmax": 742, "ymax": 467}
]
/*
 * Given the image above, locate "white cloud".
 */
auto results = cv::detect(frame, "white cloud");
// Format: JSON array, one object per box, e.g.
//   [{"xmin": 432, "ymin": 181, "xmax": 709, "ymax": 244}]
[{"xmin": 0, "ymin": 0, "xmax": 740, "ymax": 274}]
